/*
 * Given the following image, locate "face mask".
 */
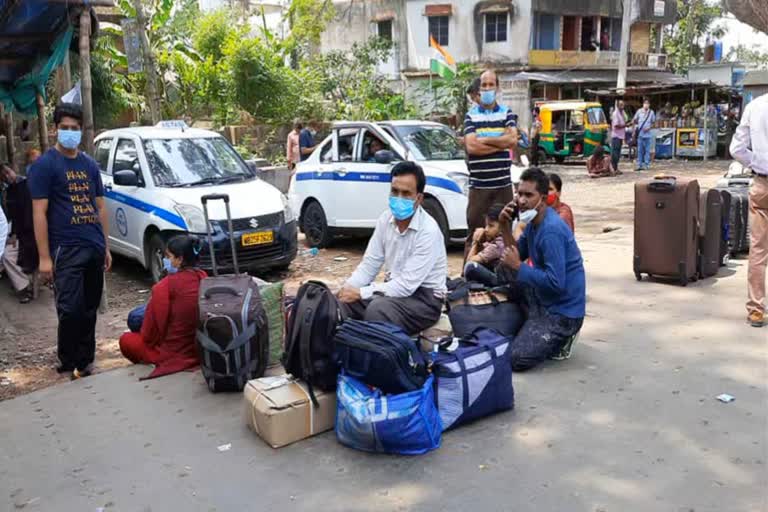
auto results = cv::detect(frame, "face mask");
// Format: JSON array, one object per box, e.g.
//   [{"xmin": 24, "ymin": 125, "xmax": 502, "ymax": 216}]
[
  {"xmin": 389, "ymin": 196, "xmax": 416, "ymax": 221},
  {"xmin": 57, "ymin": 130, "xmax": 82, "ymax": 150},
  {"xmin": 480, "ymin": 90, "xmax": 496, "ymax": 106},
  {"xmin": 519, "ymin": 198, "xmax": 542, "ymax": 224},
  {"xmin": 163, "ymin": 258, "xmax": 178, "ymax": 275},
  {"xmin": 546, "ymin": 192, "xmax": 557, "ymax": 206}
]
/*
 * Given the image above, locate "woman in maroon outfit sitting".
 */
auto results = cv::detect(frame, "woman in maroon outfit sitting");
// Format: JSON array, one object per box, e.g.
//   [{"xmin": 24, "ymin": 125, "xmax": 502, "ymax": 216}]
[{"xmin": 120, "ymin": 235, "xmax": 206, "ymax": 379}]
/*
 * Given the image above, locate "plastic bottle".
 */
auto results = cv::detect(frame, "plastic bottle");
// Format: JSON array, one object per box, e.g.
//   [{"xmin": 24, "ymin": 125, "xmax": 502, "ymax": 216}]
[{"xmin": 300, "ymin": 247, "xmax": 319, "ymax": 257}]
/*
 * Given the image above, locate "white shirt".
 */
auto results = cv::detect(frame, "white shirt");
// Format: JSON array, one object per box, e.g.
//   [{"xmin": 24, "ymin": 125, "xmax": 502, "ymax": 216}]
[
  {"xmin": 346, "ymin": 206, "xmax": 448, "ymax": 300},
  {"xmin": 730, "ymin": 93, "xmax": 768, "ymax": 176},
  {"xmin": 0, "ymin": 207, "xmax": 7, "ymax": 260}
]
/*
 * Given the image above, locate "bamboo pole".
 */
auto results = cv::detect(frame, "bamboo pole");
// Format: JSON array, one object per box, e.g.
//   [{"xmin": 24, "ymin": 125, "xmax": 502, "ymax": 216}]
[
  {"xmin": 79, "ymin": 9, "xmax": 95, "ymax": 155},
  {"xmin": 5, "ymin": 111, "xmax": 15, "ymax": 170},
  {"xmin": 36, "ymin": 92, "xmax": 49, "ymax": 152}
]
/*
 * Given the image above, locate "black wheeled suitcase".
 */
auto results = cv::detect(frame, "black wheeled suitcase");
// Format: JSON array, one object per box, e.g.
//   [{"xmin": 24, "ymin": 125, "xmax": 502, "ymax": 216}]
[
  {"xmin": 716, "ymin": 184, "xmax": 750, "ymax": 254},
  {"xmin": 698, "ymin": 189, "xmax": 722, "ymax": 278},
  {"xmin": 634, "ymin": 176, "xmax": 700, "ymax": 286},
  {"xmin": 196, "ymin": 194, "xmax": 269, "ymax": 392},
  {"xmin": 717, "ymin": 189, "xmax": 731, "ymax": 265}
]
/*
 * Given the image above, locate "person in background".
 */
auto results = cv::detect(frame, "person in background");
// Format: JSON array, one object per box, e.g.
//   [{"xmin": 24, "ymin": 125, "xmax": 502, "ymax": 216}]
[
  {"xmin": 338, "ymin": 161, "xmax": 447, "ymax": 335},
  {"xmin": 0, "ymin": 163, "xmax": 37, "ymax": 303},
  {"xmin": 463, "ymin": 69, "xmax": 518, "ymax": 260},
  {"xmin": 530, "ymin": 106, "xmax": 542, "ymax": 167},
  {"xmin": 19, "ymin": 120, "xmax": 32, "ymax": 142},
  {"xmin": 611, "ymin": 99, "xmax": 627, "ymax": 172},
  {"xmin": 299, "ymin": 122, "xmax": 318, "ymax": 162},
  {"xmin": 286, "ymin": 121, "xmax": 301, "ymax": 171},
  {"xmin": 25, "ymin": 148, "xmax": 40, "ymax": 173},
  {"xmin": 547, "ymin": 173, "xmax": 575, "ymax": 232},
  {"xmin": 729, "ymin": 92, "xmax": 768, "ymax": 328},
  {"xmin": 497, "ymin": 167, "xmax": 586, "ymax": 368},
  {"xmin": 586, "ymin": 145, "xmax": 620, "ymax": 178},
  {"xmin": 119, "ymin": 235, "xmax": 206, "ymax": 378},
  {"xmin": 28, "ymin": 102, "xmax": 112, "ymax": 380},
  {"xmin": 631, "ymin": 98, "xmax": 656, "ymax": 171},
  {"xmin": 464, "ymin": 203, "xmax": 506, "ymax": 287}
]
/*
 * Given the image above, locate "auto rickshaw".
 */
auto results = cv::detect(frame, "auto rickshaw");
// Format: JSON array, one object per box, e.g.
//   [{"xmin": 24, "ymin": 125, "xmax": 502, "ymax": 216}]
[{"xmin": 535, "ymin": 101, "xmax": 610, "ymax": 163}]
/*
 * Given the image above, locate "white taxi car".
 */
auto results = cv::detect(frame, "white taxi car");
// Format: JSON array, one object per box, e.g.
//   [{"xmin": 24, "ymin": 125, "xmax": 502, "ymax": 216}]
[
  {"xmin": 93, "ymin": 123, "xmax": 297, "ymax": 281},
  {"xmin": 292, "ymin": 120, "xmax": 526, "ymax": 247}
]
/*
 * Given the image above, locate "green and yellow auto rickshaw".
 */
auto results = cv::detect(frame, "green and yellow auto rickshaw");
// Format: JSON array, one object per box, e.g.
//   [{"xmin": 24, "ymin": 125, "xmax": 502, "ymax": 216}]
[{"xmin": 535, "ymin": 101, "xmax": 610, "ymax": 163}]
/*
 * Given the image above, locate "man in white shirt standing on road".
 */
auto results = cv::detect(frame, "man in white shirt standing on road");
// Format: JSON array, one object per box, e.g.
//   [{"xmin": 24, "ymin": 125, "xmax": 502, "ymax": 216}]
[
  {"xmin": 338, "ymin": 161, "xmax": 447, "ymax": 335},
  {"xmin": 730, "ymin": 93, "xmax": 768, "ymax": 328}
]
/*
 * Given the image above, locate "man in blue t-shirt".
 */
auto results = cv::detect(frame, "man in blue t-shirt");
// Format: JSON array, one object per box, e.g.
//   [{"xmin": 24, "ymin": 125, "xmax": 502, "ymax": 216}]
[
  {"xmin": 497, "ymin": 167, "xmax": 586, "ymax": 370},
  {"xmin": 298, "ymin": 123, "xmax": 318, "ymax": 162},
  {"xmin": 28, "ymin": 103, "xmax": 111, "ymax": 380}
]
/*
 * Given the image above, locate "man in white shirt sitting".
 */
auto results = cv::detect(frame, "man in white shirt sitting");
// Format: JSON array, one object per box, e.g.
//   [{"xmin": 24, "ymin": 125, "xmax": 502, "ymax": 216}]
[{"xmin": 338, "ymin": 161, "xmax": 448, "ymax": 334}]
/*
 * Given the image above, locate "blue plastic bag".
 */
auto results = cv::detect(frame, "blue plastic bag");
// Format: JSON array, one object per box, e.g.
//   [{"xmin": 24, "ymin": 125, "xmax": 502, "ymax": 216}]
[
  {"xmin": 335, "ymin": 373, "xmax": 442, "ymax": 455},
  {"xmin": 127, "ymin": 304, "xmax": 146, "ymax": 333}
]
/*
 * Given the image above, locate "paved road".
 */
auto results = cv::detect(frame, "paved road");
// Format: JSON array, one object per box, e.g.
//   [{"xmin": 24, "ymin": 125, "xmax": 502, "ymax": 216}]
[{"xmin": 1, "ymin": 225, "xmax": 765, "ymax": 511}]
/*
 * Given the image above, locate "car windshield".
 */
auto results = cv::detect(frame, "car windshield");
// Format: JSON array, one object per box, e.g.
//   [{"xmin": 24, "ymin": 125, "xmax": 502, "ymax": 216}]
[
  {"xmin": 143, "ymin": 137, "xmax": 253, "ymax": 187},
  {"xmin": 588, "ymin": 107, "xmax": 607, "ymax": 125},
  {"xmin": 392, "ymin": 125, "xmax": 465, "ymax": 161}
]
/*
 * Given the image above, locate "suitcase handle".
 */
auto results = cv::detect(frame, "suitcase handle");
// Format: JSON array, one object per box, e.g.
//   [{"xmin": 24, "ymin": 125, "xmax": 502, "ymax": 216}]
[
  {"xmin": 200, "ymin": 194, "xmax": 239, "ymax": 276},
  {"xmin": 203, "ymin": 285, "xmax": 242, "ymax": 299},
  {"xmin": 647, "ymin": 177, "xmax": 676, "ymax": 193}
]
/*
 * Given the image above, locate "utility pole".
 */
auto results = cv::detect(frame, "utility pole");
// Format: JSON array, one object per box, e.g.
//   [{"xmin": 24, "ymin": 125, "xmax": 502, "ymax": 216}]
[
  {"xmin": 617, "ymin": 0, "xmax": 633, "ymax": 92},
  {"xmin": 132, "ymin": 0, "xmax": 161, "ymax": 124}
]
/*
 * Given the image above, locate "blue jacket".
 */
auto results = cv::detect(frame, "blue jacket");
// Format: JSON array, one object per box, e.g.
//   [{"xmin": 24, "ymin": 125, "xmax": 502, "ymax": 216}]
[{"xmin": 517, "ymin": 208, "xmax": 586, "ymax": 319}]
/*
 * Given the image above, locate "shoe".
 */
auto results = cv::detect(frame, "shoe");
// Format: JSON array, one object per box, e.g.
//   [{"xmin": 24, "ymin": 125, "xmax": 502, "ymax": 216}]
[
  {"xmin": 551, "ymin": 331, "xmax": 580, "ymax": 361},
  {"xmin": 71, "ymin": 364, "xmax": 94, "ymax": 380},
  {"xmin": 748, "ymin": 311, "xmax": 765, "ymax": 328},
  {"xmin": 18, "ymin": 286, "xmax": 32, "ymax": 304}
]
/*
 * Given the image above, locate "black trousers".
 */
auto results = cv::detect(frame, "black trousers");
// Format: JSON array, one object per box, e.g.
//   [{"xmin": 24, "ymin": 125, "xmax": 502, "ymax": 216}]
[
  {"xmin": 611, "ymin": 137, "xmax": 623, "ymax": 172},
  {"xmin": 497, "ymin": 267, "xmax": 583, "ymax": 371},
  {"xmin": 341, "ymin": 287, "xmax": 443, "ymax": 335},
  {"xmin": 464, "ymin": 261, "xmax": 499, "ymax": 287},
  {"xmin": 54, "ymin": 245, "xmax": 104, "ymax": 370}
]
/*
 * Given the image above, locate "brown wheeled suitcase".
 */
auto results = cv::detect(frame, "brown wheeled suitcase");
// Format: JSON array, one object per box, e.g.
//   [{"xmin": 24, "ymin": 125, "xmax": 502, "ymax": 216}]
[
  {"xmin": 698, "ymin": 189, "xmax": 722, "ymax": 278},
  {"xmin": 196, "ymin": 194, "xmax": 269, "ymax": 392},
  {"xmin": 633, "ymin": 176, "xmax": 700, "ymax": 286}
]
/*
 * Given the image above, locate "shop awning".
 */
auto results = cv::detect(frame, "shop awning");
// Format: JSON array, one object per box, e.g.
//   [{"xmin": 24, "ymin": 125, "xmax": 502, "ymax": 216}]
[{"xmin": 508, "ymin": 69, "xmax": 690, "ymax": 85}]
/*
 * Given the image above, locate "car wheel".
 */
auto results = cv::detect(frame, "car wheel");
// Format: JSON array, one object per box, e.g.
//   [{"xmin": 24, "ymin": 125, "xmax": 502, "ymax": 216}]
[
  {"xmin": 147, "ymin": 233, "xmax": 166, "ymax": 283},
  {"xmin": 422, "ymin": 197, "xmax": 450, "ymax": 246},
  {"xmin": 303, "ymin": 201, "xmax": 332, "ymax": 248},
  {"xmin": 537, "ymin": 149, "xmax": 547, "ymax": 165}
]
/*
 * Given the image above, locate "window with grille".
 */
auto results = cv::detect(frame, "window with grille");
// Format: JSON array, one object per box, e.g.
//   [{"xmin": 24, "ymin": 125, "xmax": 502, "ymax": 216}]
[
  {"xmin": 485, "ymin": 13, "xmax": 507, "ymax": 43},
  {"xmin": 378, "ymin": 19, "xmax": 392, "ymax": 42},
  {"xmin": 428, "ymin": 15, "xmax": 449, "ymax": 46}
]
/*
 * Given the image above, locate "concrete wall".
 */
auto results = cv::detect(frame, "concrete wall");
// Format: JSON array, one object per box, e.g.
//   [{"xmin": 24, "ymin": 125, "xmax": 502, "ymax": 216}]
[{"xmin": 404, "ymin": 0, "xmax": 531, "ymax": 69}]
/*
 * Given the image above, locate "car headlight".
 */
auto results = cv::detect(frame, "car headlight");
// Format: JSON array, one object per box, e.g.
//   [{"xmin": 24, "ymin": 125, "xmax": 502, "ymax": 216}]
[
  {"xmin": 174, "ymin": 204, "xmax": 210, "ymax": 233},
  {"xmin": 447, "ymin": 172, "xmax": 469, "ymax": 195},
  {"xmin": 281, "ymin": 194, "xmax": 296, "ymax": 223}
]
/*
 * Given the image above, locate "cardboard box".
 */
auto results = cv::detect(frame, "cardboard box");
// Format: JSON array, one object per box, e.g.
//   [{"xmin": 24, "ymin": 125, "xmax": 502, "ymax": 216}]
[{"xmin": 243, "ymin": 375, "xmax": 336, "ymax": 449}]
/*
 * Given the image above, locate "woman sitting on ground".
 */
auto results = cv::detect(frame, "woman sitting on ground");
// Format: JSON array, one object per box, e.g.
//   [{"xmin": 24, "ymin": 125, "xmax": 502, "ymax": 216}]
[
  {"xmin": 119, "ymin": 235, "xmax": 207, "ymax": 379},
  {"xmin": 586, "ymin": 145, "xmax": 621, "ymax": 178}
]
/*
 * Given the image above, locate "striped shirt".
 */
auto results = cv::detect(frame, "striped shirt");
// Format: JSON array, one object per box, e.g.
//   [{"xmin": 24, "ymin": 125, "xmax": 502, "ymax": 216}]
[{"xmin": 464, "ymin": 104, "xmax": 517, "ymax": 189}]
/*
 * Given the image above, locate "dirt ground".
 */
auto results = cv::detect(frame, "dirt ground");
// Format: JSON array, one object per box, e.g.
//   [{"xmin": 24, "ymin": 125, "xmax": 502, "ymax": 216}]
[{"xmin": 0, "ymin": 159, "xmax": 730, "ymax": 401}]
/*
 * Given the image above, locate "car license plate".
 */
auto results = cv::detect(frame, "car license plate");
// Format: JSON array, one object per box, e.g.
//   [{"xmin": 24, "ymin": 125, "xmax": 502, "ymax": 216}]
[{"xmin": 242, "ymin": 231, "xmax": 273, "ymax": 246}]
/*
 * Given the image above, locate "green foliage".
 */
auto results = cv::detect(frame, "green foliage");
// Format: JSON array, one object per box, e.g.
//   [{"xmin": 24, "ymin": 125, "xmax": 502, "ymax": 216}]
[
  {"xmin": 420, "ymin": 62, "xmax": 476, "ymax": 121},
  {"xmin": 663, "ymin": 0, "xmax": 726, "ymax": 73},
  {"xmin": 727, "ymin": 44, "xmax": 768, "ymax": 69},
  {"xmin": 193, "ymin": 9, "xmax": 237, "ymax": 61},
  {"xmin": 283, "ymin": 0, "xmax": 336, "ymax": 59}
]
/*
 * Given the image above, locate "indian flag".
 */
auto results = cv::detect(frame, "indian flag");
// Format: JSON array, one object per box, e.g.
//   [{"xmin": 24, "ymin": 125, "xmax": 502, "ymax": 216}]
[{"xmin": 429, "ymin": 35, "xmax": 456, "ymax": 79}]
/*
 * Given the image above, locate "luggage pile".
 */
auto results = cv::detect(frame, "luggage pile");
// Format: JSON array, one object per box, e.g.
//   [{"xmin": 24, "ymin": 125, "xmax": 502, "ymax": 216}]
[
  {"xmin": 242, "ymin": 280, "xmax": 517, "ymax": 454},
  {"xmin": 633, "ymin": 175, "xmax": 748, "ymax": 286}
]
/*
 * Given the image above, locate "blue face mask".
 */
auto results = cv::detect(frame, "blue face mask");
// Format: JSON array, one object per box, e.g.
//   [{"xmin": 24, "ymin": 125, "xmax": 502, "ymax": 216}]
[
  {"xmin": 389, "ymin": 196, "xmax": 416, "ymax": 221},
  {"xmin": 57, "ymin": 130, "xmax": 82, "ymax": 150},
  {"xmin": 163, "ymin": 258, "xmax": 178, "ymax": 275},
  {"xmin": 480, "ymin": 89, "xmax": 496, "ymax": 106}
]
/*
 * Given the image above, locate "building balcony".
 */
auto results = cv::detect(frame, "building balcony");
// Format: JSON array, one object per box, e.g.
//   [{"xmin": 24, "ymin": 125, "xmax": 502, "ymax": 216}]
[{"xmin": 528, "ymin": 50, "xmax": 667, "ymax": 70}]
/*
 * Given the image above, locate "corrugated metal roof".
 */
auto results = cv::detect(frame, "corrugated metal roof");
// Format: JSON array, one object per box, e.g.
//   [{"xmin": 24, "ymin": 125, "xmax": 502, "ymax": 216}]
[{"xmin": 744, "ymin": 70, "xmax": 768, "ymax": 86}]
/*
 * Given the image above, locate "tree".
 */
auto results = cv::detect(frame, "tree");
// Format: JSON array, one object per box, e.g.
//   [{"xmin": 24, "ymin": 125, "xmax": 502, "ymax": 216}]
[
  {"xmin": 663, "ymin": 0, "xmax": 725, "ymax": 73},
  {"xmin": 419, "ymin": 63, "xmax": 476, "ymax": 124},
  {"xmin": 283, "ymin": 0, "xmax": 336, "ymax": 63},
  {"xmin": 726, "ymin": 44, "xmax": 768, "ymax": 69}
]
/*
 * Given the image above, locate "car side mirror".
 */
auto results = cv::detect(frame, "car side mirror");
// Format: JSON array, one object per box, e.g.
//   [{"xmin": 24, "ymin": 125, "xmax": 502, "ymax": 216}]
[
  {"xmin": 374, "ymin": 149, "xmax": 395, "ymax": 165},
  {"xmin": 114, "ymin": 169, "xmax": 139, "ymax": 187}
]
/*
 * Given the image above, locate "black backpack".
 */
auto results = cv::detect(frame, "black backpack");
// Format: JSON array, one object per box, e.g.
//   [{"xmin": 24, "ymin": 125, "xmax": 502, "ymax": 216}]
[{"xmin": 282, "ymin": 281, "xmax": 346, "ymax": 405}]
